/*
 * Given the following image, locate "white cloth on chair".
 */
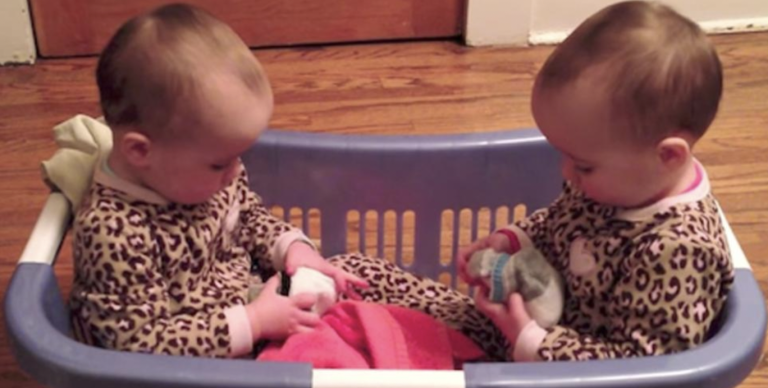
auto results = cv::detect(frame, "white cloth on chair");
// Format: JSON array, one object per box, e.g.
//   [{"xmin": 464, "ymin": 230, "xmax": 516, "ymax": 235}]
[{"xmin": 40, "ymin": 115, "xmax": 113, "ymax": 210}]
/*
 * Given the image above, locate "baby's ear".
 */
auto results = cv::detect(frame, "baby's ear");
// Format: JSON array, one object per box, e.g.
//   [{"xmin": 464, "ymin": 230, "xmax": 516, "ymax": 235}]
[
  {"xmin": 656, "ymin": 136, "xmax": 691, "ymax": 169},
  {"xmin": 118, "ymin": 130, "xmax": 152, "ymax": 168}
]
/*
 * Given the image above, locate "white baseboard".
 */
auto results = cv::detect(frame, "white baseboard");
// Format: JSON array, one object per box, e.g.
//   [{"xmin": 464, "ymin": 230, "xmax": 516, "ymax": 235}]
[
  {"xmin": 465, "ymin": 0, "xmax": 532, "ymax": 47},
  {"xmin": 699, "ymin": 17, "xmax": 768, "ymax": 35},
  {"xmin": 530, "ymin": 17, "xmax": 768, "ymax": 46},
  {"xmin": 0, "ymin": 0, "xmax": 36, "ymax": 65},
  {"xmin": 528, "ymin": 31, "xmax": 570, "ymax": 46}
]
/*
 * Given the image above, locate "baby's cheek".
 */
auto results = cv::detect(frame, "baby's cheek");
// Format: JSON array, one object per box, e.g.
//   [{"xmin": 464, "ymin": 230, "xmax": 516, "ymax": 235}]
[
  {"xmin": 184, "ymin": 176, "xmax": 222, "ymax": 203},
  {"xmin": 222, "ymin": 168, "xmax": 239, "ymax": 187},
  {"xmin": 579, "ymin": 181, "xmax": 604, "ymax": 202}
]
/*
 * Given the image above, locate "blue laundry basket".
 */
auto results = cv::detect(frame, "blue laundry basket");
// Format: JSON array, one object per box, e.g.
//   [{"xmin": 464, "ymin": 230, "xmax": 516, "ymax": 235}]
[{"xmin": 5, "ymin": 128, "xmax": 765, "ymax": 388}]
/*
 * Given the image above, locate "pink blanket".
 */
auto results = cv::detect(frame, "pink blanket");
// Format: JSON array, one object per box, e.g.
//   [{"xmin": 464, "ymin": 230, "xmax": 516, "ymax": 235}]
[{"xmin": 257, "ymin": 301, "xmax": 485, "ymax": 369}]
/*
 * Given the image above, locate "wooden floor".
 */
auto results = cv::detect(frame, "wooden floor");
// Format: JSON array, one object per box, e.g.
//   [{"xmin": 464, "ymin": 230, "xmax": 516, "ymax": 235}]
[{"xmin": 1, "ymin": 32, "xmax": 767, "ymax": 387}]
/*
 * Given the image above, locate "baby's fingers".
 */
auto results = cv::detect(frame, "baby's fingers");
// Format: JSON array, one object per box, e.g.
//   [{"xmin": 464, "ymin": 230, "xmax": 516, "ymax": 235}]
[
  {"xmin": 291, "ymin": 292, "xmax": 318, "ymax": 310},
  {"xmin": 507, "ymin": 293, "xmax": 531, "ymax": 322},
  {"xmin": 336, "ymin": 273, "xmax": 368, "ymax": 300},
  {"xmin": 295, "ymin": 310, "xmax": 321, "ymax": 327},
  {"xmin": 475, "ymin": 237, "xmax": 491, "ymax": 250},
  {"xmin": 262, "ymin": 275, "xmax": 281, "ymax": 292},
  {"xmin": 457, "ymin": 249, "xmax": 473, "ymax": 282},
  {"xmin": 343, "ymin": 272, "xmax": 369, "ymax": 289},
  {"xmin": 341, "ymin": 283, "xmax": 364, "ymax": 301},
  {"xmin": 292, "ymin": 325, "xmax": 316, "ymax": 335},
  {"xmin": 475, "ymin": 289, "xmax": 507, "ymax": 320}
]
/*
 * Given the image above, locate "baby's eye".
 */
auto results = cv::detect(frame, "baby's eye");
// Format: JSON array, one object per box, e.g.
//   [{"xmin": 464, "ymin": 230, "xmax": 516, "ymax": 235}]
[
  {"xmin": 575, "ymin": 165, "xmax": 594, "ymax": 174},
  {"xmin": 210, "ymin": 158, "xmax": 239, "ymax": 172}
]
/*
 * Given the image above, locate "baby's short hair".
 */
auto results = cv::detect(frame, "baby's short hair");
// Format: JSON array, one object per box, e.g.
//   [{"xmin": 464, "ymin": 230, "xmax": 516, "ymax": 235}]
[
  {"xmin": 96, "ymin": 3, "xmax": 270, "ymax": 135},
  {"xmin": 535, "ymin": 1, "xmax": 722, "ymax": 144}
]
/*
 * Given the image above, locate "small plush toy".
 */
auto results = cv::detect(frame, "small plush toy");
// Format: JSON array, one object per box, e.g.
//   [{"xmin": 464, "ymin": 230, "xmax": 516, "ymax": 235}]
[
  {"xmin": 288, "ymin": 267, "xmax": 337, "ymax": 315},
  {"xmin": 248, "ymin": 268, "xmax": 337, "ymax": 315},
  {"xmin": 466, "ymin": 247, "xmax": 564, "ymax": 328}
]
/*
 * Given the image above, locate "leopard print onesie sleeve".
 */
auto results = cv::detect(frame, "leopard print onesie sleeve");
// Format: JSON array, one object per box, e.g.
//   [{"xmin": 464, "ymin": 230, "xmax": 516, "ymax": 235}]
[
  {"xmin": 503, "ymin": 163, "xmax": 734, "ymax": 361},
  {"xmin": 70, "ymin": 163, "xmax": 311, "ymax": 357}
]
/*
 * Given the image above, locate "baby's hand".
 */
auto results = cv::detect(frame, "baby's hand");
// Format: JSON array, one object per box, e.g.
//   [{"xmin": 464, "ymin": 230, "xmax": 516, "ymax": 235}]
[
  {"xmin": 475, "ymin": 290, "xmax": 532, "ymax": 346},
  {"xmin": 487, "ymin": 231, "xmax": 512, "ymax": 252},
  {"xmin": 457, "ymin": 233, "xmax": 510, "ymax": 283},
  {"xmin": 285, "ymin": 242, "xmax": 369, "ymax": 300},
  {"xmin": 246, "ymin": 276, "xmax": 321, "ymax": 341}
]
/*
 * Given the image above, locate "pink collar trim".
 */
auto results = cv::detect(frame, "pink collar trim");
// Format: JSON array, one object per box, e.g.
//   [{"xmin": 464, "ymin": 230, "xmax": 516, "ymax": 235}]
[
  {"xmin": 93, "ymin": 156, "xmax": 170, "ymax": 205},
  {"xmin": 682, "ymin": 161, "xmax": 703, "ymax": 194},
  {"xmin": 617, "ymin": 159, "xmax": 709, "ymax": 221}
]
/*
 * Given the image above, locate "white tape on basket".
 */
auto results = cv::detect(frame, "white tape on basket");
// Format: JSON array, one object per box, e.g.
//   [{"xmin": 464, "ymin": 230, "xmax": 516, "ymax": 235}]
[
  {"xmin": 19, "ymin": 193, "xmax": 71, "ymax": 265},
  {"xmin": 312, "ymin": 370, "xmax": 465, "ymax": 388}
]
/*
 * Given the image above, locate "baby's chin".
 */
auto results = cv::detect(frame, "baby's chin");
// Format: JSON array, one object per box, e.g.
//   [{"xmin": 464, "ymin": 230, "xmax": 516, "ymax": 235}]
[
  {"xmin": 583, "ymin": 192, "xmax": 637, "ymax": 208},
  {"xmin": 592, "ymin": 195, "xmax": 657, "ymax": 209},
  {"xmin": 163, "ymin": 189, "xmax": 220, "ymax": 205}
]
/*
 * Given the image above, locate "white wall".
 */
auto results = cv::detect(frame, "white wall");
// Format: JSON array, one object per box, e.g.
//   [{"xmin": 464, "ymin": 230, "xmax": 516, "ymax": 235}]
[
  {"xmin": 467, "ymin": 0, "xmax": 768, "ymax": 46},
  {"xmin": 0, "ymin": 0, "xmax": 36, "ymax": 64},
  {"xmin": 2, "ymin": 1, "xmax": 766, "ymax": 62},
  {"xmin": 466, "ymin": 0, "xmax": 532, "ymax": 46}
]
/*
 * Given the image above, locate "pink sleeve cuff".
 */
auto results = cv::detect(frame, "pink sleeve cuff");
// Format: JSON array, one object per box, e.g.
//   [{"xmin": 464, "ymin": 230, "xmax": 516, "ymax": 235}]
[
  {"xmin": 502, "ymin": 224, "xmax": 534, "ymax": 251},
  {"xmin": 224, "ymin": 305, "xmax": 253, "ymax": 357},
  {"xmin": 271, "ymin": 231, "xmax": 316, "ymax": 270},
  {"xmin": 493, "ymin": 229, "xmax": 522, "ymax": 254},
  {"xmin": 513, "ymin": 320, "xmax": 547, "ymax": 362}
]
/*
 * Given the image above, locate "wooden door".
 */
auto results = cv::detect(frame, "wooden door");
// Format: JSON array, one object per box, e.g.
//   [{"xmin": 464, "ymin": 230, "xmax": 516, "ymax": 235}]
[{"xmin": 30, "ymin": 0, "xmax": 466, "ymax": 58}]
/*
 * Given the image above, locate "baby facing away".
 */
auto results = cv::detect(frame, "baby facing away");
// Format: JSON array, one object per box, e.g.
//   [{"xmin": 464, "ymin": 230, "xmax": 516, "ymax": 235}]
[{"xmin": 68, "ymin": 3, "xmax": 508, "ymax": 364}]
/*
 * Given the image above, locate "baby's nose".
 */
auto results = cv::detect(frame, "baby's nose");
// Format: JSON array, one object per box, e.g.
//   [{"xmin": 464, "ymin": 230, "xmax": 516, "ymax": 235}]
[
  {"xmin": 560, "ymin": 159, "xmax": 575, "ymax": 181},
  {"xmin": 561, "ymin": 159, "xmax": 581, "ymax": 187},
  {"xmin": 222, "ymin": 164, "xmax": 240, "ymax": 186}
]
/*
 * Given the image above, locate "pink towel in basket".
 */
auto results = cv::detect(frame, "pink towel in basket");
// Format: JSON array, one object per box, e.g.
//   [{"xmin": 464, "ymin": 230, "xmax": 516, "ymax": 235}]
[{"xmin": 257, "ymin": 300, "xmax": 485, "ymax": 369}]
